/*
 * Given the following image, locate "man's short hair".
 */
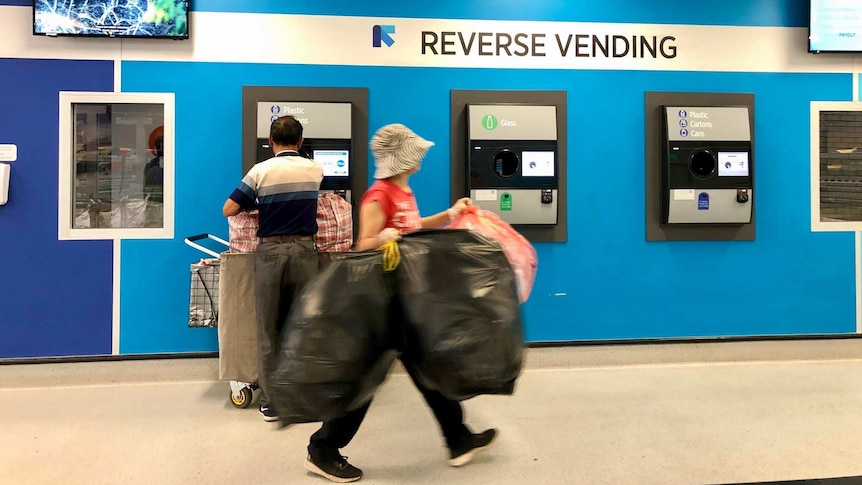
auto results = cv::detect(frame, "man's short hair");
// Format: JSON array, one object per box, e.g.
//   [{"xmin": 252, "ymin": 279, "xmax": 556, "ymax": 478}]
[{"xmin": 270, "ymin": 116, "xmax": 303, "ymax": 146}]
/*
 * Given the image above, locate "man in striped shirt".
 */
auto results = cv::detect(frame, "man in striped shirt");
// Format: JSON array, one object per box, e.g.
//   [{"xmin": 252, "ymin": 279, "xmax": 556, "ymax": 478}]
[{"xmin": 222, "ymin": 115, "xmax": 323, "ymax": 423}]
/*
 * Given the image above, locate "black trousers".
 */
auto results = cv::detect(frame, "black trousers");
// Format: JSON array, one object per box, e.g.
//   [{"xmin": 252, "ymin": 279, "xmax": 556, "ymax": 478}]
[{"xmin": 309, "ymin": 354, "xmax": 470, "ymax": 453}]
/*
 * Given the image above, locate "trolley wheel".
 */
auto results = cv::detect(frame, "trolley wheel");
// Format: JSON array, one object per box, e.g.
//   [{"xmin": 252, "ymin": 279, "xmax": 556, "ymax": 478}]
[{"xmin": 230, "ymin": 387, "xmax": 254, "ymax": 408}]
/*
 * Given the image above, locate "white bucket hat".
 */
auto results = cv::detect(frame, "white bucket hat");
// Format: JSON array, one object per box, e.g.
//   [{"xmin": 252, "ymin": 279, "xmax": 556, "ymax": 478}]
[{"xmin": 371, "ymin": 123, "xmax": 435, "ymax": 179}]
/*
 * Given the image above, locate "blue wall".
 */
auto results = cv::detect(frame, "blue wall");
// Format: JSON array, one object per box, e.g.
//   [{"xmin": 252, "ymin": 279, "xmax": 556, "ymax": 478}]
[
  {"xmin": 1, "ymin": 0, "xmax": 857, "ymax": 357},
  {"xmin": 0, "ymin": 59, "xmax": 115, "ymax": 358},
  {"xmin": 193, "ymin": 0, "xmax": 808, "ymax": 27},
  {"xmin": 118, "ymin": 62, "xmax": 855, "ymax": 350},
  {"xmin": 0, "ymin": 0, "xmax": 809, "ymax": 26}
]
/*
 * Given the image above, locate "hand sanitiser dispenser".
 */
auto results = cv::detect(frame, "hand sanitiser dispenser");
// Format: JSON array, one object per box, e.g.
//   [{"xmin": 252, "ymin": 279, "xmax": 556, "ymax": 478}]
[{"xmin": 0, "ymin": 163, "xmax": 9, "ymax": 206}]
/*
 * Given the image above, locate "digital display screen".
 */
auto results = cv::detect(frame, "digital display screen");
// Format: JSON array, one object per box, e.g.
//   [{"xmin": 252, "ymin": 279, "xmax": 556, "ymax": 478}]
[
  {"xmin": 33, "ymin": 0, "xmax": 189, "ymax": 38},
  {"xmin": 809, "ymin": 1, "xmax": 862, "ymax": 52},
  {"xmin": 521, "ymin": 151, "xmax": 555, "ymax": 177},
  {"xmin": 313, "ymin": 150, "xmax": 349, "ymax": 177},
  {"xmin": 718, "ymin": 152, "xmax": 749, "ymax": 177}
]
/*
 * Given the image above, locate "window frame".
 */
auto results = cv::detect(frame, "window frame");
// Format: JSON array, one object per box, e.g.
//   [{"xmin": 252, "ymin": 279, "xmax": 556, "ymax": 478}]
[
  {"xmin": 810, "ymin": 101, "xmax": 862, "ymax": 232},
  {"xmin": 58, "ymin": 91, "xmax": 175, "ymax": 240}
]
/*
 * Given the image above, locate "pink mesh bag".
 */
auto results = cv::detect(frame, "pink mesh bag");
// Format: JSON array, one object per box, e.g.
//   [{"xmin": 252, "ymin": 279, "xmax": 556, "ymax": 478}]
[
  {"xmin": 315, "ymin": 193, "xmax": 353, "ymax": 252},
  {"xmin": 227, "ymin": 210, "xmax": 260, "ymax": 253}
]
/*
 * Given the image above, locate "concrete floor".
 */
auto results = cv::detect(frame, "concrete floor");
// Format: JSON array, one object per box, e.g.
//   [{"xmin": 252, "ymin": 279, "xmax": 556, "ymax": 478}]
[{"xmin": 2, "ymin": 344, "xmax": 862, "ymax": 485}]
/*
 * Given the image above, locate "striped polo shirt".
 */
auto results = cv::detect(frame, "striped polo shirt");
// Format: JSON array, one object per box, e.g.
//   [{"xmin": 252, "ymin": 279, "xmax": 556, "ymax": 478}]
[{"xmin": 229, "ymin": 151, "xmax": 323, "ymax": 238}]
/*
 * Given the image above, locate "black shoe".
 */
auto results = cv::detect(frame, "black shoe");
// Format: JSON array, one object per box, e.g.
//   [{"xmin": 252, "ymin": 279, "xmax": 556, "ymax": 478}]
[
  {"xmin": 259, "ymin": 405, "xmax": 279, "ymax": 422},
  {"xmin": 448, "ymin": 429, "xmax": 497, "ymax": 467},
  {"xmin": 305, "ymin": 450, "xmax": 363, "ymax": 483}
]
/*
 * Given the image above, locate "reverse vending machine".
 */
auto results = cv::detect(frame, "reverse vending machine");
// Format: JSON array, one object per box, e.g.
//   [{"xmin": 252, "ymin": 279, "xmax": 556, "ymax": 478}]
[
  {"xmin": 466, "ymin": 104, "xmax": 558, "ymax": 225},
  {"xmin": 252, "ymin": 101, "xmax": 353, "ymax": 202},
  {"xmin": 661, "ymin": 106, "xmax": 754, "ymax": 225}
]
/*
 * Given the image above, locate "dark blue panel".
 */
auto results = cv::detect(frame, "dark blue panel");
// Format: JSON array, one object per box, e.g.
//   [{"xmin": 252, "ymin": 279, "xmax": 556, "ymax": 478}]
[
  {"xmin": 0, "ymin": 58, "xmax": 114, "ymax": 358},
  {"xmin": 194, "ymin": 0, "xmax": 808, "ymax": 28},
  {"xmin": 0, "ymin": 1, "xmax": 30, "ymax": 6}
]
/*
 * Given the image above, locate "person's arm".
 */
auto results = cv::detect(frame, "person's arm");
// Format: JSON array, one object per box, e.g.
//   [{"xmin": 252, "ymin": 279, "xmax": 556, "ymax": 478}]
[
  {"xmin": 355, "ymin": 201, "xmax": 392, "ymax": 251},
  {"xmin": 419, "ymin": 211, "xmax": 451, "ymax": 229},
  {"xmin": 419, "ymin": 197, "xmax": 472, "ymax": 228},
  {"xmin": 222, "ymin": 199, "xmax": 242, "ymax": 217},
  {"xmin": 223, "ymin": 169, "xmax": 257, "ymax": 217}
]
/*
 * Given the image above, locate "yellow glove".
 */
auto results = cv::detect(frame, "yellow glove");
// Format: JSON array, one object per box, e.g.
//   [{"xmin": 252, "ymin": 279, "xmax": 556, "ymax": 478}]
[{"xmin": 376, "ymin": 227, "xmax": 401, "ymax": 246}]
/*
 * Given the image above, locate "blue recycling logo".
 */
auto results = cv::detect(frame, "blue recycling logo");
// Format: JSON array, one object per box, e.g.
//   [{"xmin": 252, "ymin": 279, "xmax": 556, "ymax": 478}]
[
  {"xmin": 698, "ymin": 192, "xmax": 710, "ymax": 210},
  {"xmin": 271, "ymin": 105, "xmax": 280, "ymax": 114},
  {"xmin": 678, "ymin": 110, "xmax": 687, "ymax": 118},
  {"xmin": 337, "ymin": 160, "xmax": 345, "ymax": 167}
]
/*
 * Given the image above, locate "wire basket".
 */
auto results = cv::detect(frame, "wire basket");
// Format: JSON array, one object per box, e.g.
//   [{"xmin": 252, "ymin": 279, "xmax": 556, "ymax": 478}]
[{"xmin": 189, "ymin": 258, "xmax": 220, "ymax": 327}]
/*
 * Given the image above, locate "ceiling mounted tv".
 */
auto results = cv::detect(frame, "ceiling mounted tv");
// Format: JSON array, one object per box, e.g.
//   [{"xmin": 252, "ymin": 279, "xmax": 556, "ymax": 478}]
[
  {"xmin": 809, "ymin": 0, "xmax": 862, "ymax": 53},
  {"xmin": 33, "ymin": 0, "xmax": 189, "ymax": 39}
]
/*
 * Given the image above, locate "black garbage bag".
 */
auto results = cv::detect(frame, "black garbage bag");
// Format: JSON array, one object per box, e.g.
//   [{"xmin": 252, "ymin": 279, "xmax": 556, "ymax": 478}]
[
  {"xmin": 396, "ymin": 229, "xmax": 525, "ymax": 401},
  {"xmin": 269, "ymin": 252, "xmax": 399, "ymax": 426}
]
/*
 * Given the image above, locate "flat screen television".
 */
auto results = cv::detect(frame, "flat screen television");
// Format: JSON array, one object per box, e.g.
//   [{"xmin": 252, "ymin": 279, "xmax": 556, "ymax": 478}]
[
  {"xmin": 809, "ymin": 0, "xmax": 862, "ymax": 53},
  {"xmin": 33, "ymin": 0, "xmax": 189, "ymax": 39}
]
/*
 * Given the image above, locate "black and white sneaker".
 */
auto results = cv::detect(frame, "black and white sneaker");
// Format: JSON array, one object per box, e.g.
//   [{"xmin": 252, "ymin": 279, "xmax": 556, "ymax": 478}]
[
  {"xmin": 448, "ymin": 429, "xmax": 498, "ymax": 467},
  {"xmin": 259, "ymin": 405, "xmax": 279, "ymax": 422},
  {"xmin": 305, "ymin": 450, "xmax": 363, "ymax": 483}
]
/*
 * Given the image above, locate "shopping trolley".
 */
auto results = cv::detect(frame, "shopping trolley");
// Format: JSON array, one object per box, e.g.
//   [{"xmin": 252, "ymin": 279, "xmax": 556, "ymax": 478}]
[{"xmin": 184, "ymin": 234, "xmax": 259, "ymax": 409}]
